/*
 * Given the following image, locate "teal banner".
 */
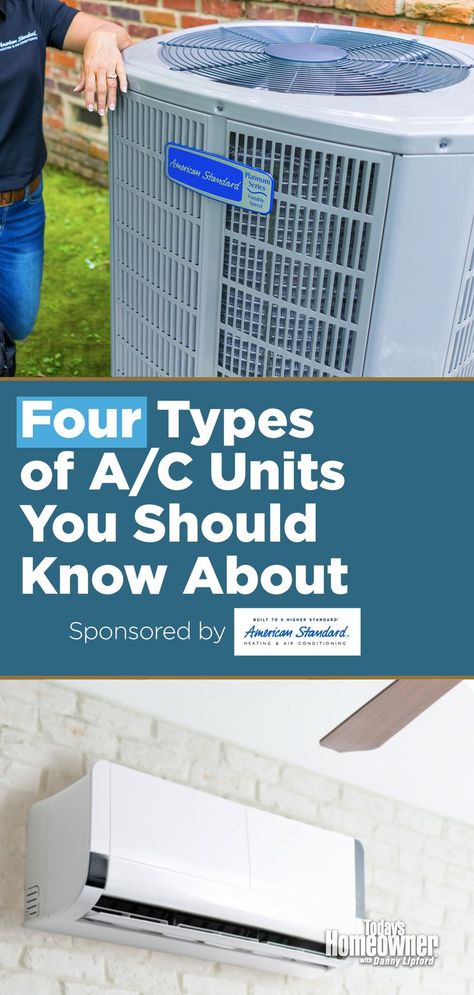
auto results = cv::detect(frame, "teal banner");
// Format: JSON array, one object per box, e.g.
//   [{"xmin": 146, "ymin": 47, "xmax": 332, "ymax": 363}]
[{"xmin": 1, "ymin": 380, "xmax": 472, "ymax": 676}]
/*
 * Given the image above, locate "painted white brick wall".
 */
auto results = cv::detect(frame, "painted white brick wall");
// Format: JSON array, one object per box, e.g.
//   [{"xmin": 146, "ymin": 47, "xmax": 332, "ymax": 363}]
[{"xmin": 0, "ymin": 679, "xmax": 473, "ymax": 995}]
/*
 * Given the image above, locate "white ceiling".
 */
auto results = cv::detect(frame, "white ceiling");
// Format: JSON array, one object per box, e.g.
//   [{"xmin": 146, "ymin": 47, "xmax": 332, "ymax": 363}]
[{"xmin": 57, "ymin": 679, "xmax": 474, "ymax": 825}]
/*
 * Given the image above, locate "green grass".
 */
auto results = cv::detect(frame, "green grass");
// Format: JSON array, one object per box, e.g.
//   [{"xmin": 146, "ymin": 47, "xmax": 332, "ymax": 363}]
[{"xmin": 17, "ymin": 166, "xmax": 110, "ymax": 378}]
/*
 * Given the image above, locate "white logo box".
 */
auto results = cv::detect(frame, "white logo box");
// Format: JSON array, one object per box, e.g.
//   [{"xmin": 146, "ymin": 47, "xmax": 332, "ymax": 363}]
[{"xmin": 234, "ymin": 608, "xmax": 361, "ymax": 656}]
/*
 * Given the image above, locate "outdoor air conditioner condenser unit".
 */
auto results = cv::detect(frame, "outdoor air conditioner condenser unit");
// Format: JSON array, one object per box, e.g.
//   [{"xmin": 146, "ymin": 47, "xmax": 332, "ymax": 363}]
[
  {"xmin": 109, "ymin": 22, "xmax": 474, "ymax": 378},
  {"xmin": 24, "ymin": 761, "xmax": 364, "ymax": 978}
]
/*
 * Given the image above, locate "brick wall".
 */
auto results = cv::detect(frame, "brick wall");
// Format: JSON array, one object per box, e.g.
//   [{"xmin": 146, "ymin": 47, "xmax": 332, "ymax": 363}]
[
  {"xmin": 44, "ymin": 0, "xmax": 474, "ymax": 184},
  {"xmin": 1, "ymin": 679, "xmax": 474, "ymax": 994}
]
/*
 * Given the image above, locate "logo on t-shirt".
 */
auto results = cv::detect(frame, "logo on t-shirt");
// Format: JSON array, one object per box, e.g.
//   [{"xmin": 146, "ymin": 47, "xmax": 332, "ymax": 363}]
[{"xmin": 0, "ymin": 31, "xmax": 38, "ymax": 54}]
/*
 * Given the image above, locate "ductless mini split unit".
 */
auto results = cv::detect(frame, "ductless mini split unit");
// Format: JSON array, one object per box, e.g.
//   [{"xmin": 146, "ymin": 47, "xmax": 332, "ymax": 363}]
[
  {"xmin": 25, "ymin": 761, "xmax": 364, "ymax": 978},
  {"xmin": 109, "ymin": 21, "xmax": 474, "ymax": 378}
]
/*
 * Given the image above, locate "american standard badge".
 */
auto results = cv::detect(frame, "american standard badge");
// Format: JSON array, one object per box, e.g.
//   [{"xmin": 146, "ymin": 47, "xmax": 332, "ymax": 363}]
[{"xmin": 165, "ymin": 143, "xmax": 275, "ymax": 214}]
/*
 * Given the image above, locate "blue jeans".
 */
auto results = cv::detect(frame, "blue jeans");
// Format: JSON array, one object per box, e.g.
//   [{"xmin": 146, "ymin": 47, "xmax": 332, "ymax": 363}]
[{"xmin": 0, "ymin": 178, "xmax": 45, "ymax": 341}]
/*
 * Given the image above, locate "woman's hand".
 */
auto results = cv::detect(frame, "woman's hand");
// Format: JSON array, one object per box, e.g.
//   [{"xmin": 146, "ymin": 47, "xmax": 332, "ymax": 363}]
[{"xmin": 64, "ymin": 15, "xmax": 132, "ymax": 116}]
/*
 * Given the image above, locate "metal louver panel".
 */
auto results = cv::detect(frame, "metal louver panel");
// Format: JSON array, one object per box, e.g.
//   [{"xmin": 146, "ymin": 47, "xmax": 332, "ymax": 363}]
[
  {"xmin": 445, "ymin": 218, "xmax": 474, "ymax": 377},
  {"xmin": 110, "ymin": 94, "xmax": 207, "ymax": 376},
  {"xmin": 161, "ymin": 25, "xmax": 472, "ymax": 96},
  {"xmin": 218, "ymin": 126, "xmax": 392, "ymax": 377}
]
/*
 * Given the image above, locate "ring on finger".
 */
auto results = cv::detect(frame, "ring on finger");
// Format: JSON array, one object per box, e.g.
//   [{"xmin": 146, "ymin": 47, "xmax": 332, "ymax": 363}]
[{"xmin": 107, "ymin": 72, "xmax": 118, "ymax": 80}]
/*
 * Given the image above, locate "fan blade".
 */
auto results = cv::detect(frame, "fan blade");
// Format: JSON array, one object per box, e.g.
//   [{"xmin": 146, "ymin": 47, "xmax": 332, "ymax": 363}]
[{"xmin": 320, "ymin": 679, "xmax": 462, "ymax": 752}]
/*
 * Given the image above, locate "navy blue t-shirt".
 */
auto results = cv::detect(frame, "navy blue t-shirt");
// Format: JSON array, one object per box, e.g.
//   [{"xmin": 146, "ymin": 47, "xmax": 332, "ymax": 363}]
[{"xmin": 0, "ymin": 0, "xmax": 78, "ymax": 190}]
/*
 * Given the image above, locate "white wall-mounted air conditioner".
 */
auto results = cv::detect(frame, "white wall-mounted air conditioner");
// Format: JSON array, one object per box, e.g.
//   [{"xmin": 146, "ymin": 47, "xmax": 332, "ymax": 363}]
[
  {"xmin": 110, "ymin": 21, "xmax": 474, "ymax": 378},
  {"xmin": 25, "ymin": 760, "xmax": 364, "ymax": 978}
]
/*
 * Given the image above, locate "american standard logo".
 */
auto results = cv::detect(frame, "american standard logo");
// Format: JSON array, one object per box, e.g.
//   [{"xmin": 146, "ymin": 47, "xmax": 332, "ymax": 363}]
[
  {"xmin": 0, "ymin": 31, "xmax": 38, "ymax": 53},
  {"xmin": 243, "ymin": 621, "xmax": 348, "ymax": 639},
  {"xmin": 326, "ymin": 919, "xmax": 439, "ymax": 968},
  {"xmin": 234, "ymin": 608, "xmax": 360, "ymax": 656}
]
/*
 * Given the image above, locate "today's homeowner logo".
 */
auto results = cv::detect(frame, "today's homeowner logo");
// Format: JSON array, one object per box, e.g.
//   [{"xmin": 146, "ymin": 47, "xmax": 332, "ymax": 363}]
[{"xmin": 326, "ymin": 920, "xmax": 439, "ymax": 968}]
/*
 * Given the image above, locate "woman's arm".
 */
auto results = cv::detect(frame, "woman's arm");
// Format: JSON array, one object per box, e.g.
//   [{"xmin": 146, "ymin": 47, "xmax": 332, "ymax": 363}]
[{"xmin": 64, "ymin": 14, "xmax": 133, "ymax": 116}]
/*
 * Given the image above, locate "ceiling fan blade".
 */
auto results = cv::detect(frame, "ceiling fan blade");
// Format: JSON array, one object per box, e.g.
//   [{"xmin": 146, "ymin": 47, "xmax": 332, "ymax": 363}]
[{"xmin": 320, "ymin": 679, "xmax": 462, "ymax": 752}]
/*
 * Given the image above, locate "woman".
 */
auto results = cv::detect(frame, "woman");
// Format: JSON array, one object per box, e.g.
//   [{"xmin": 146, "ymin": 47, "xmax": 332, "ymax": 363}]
[{"xmin": 0, "ymin": 0, "xmax": 132, "ymax": 376}]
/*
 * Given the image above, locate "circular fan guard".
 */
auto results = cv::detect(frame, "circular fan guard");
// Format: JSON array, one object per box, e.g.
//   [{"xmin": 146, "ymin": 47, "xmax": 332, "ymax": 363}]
[{"xmin": 160, "ymin": 24, "xmax": 471, "ymax": 95}]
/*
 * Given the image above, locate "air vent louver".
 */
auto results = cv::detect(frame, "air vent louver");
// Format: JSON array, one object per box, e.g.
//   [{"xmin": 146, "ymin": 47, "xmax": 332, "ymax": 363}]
[
  {"xmin": 217, "ymin": 125, "xmax": 392, "ymax": 377},
  {"xmin": 160, "ymin": 25, "xmax": 471, "ymax": 96},
  {"xmin": 84, "ymin": 894, "xmax": 332, "ymax": 966},
  {"xmin": 446, "ymin": 221, "xmax": 474, "ymax": 376},
  {"xmin": 110, "ymin": 95, "xmax": 205, "ymax": 376},
  {"xmin": 25, "ymin": 885, "xmax": 40, "ymax": 920}
]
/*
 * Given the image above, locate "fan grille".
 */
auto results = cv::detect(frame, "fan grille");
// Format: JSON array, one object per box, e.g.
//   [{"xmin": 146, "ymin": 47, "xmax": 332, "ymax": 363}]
[{"xmin": 160, "ymin": 24, "xmax": 471, "ymax": 96}]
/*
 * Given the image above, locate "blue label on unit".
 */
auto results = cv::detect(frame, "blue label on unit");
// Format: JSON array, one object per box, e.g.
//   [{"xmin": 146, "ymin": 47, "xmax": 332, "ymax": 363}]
[{"xmin": 165, "ymin": 143, "xmax": 274, "ymax": 215}]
